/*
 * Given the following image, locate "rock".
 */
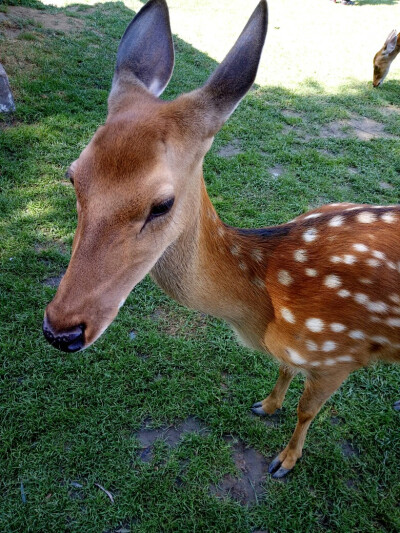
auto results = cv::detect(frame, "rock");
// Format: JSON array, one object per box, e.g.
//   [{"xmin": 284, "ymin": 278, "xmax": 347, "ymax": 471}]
[{"xmin": 0, "ymin": 63, "xmax": 15, "ymax": 113}]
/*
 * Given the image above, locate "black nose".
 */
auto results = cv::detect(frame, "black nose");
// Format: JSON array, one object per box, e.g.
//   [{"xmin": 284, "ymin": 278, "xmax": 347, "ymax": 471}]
[{"xmin": 43, "ymin": 315, "xmax": 85, "ymax": 352}]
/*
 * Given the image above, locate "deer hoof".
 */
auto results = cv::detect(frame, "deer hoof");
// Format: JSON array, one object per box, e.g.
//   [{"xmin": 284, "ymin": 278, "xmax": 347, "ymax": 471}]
[
  {"xmin": 393, "ymin": 400, "xmax": 400, "ymax": 411},
  {"xmin": 251, "ymin": 402, "xmax": 266, "ymax": 416},
  {"xmin": 268, "ymin": 456, "xmax": 292, "ymax": 478}
]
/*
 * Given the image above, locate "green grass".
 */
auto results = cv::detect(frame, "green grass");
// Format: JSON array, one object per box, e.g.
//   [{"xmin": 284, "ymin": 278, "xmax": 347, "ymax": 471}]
[{"xmin": 1, "ymin": 0, "xmax": 400, "ymax": 531}]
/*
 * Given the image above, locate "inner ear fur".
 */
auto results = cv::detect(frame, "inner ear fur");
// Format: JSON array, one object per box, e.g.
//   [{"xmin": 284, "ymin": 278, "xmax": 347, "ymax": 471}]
[{"xmin": 109, "ymin": 0, "xmax": 174, "ymax": 112}]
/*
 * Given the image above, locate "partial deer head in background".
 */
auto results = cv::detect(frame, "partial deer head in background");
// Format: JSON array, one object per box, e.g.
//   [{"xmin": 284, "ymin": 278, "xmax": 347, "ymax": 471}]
[{"xmin": 373, "ymin": 29, "xmax": 400, "ymax": 86}]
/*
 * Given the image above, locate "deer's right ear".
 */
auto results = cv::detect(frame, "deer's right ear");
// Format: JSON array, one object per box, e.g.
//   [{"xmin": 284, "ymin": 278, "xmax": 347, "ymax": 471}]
[
  {"xmin": 383, "ymin": 29, "xmax": 398, "ymax": 55},
  {"xmin": 190, "ymin": 0, "xmax": 267, "ymax": 136},
  {"xmin": 109, "ymin": 0, "xmax": 174, "ymax": 108}
]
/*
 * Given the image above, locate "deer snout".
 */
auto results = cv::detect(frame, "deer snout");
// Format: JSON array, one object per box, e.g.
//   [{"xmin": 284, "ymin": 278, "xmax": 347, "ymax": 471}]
[{"xmin": 43, "ymin": 314, "xmax": 85, "ymax": 352}]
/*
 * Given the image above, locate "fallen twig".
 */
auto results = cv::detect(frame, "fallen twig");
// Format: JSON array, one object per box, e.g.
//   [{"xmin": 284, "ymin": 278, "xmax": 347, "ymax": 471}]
[{"xmin": 94, "ymin": 483, "xmax": 114, "ymax": 504}]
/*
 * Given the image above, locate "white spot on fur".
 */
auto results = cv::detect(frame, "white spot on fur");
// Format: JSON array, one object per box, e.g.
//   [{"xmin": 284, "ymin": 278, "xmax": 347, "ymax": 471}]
[
  {"xmin": 354, "ymin": 293, "xmax": 369, "ymax": 304},
  {"xmin": 278, "ymin": 270, "xmax": 293, "ymax": 286},
  {"xmin": 366, "ymin": 258, "xmax": 380, "ymax": 268},
  {"xmin": 386, "ymin": 318, "xmax": 400, "ymax": 327},
  {"xmin": 281, "ymin": 307, "xmax": 296, "ymax": 323},
  {"xmin": 230, "ymin": 245, "xmax": 240, "ymax": 256},
  {"xmin": 294, "ymin": 249, "xmax": 307, "ymax": 262},
  {"xmin": 372, "ymin": 250, "xmax": 385, "ymax": 260},
  {"xmin": 370, "ymin": 336, "xmax": 390, "ymax": 344},
  {"xmin": 310, "ymin": 361, "xmax": 321, "ymax": 367},
  {"xmin": 343, "ymin": 255, "xmax": 357, "ymax": 265},
  {"xmin": 239, "ymin": 261, "xmax": 247, "ymax": 271},
  {"xmin": 330, "ymin": 256, "xmax": 341, "ymax": 264},
  {"xmin": 381, "ymin": 212, "xmax": 396, "ymax": 224},
  {"xmin": 331, "ymin": 322, "xmax": 346, "ymax": 332},
  {"xmin": 359, "ymin": 278, "xmax": 372, "ymax": 285},
  {"xmin": 329, "ymin": 215, "xmax": 344, "ymax": 227},
  {"xmin": 387, "ymin": 261, "xmax": 396, "ymax": 270},
  {"xmin": 325, "ymin": 358, "xmax": 335, "ymax": 366},
  {"xmin": 367, "ymin": 301, "xmax": 388, "ymax": 313},
  {"xmin": 322, "ymin": 341, "xmax": 336, "ymax": 352},
  {"xmin": 306, "ymin": 340, "xmax": 318, "ymax": 351},
  {"xmin": 306, "ymin": 268, "xmax": 317, "ymax": 277},
  {"xmin": 389, "ymin": 294, "xmax": 400, "ymax": 304},
  {"xmin": 353, "ymin": 243, "xmax": 369, "ymax": 253},
  {"xmin": 251, "ymin": 249, "xmax": 263, "ymax": 262},
  {"xmin": 253, "ymin": 277, "xmax": 265, "ymax": 288},
  {"xmin": 336, "ymin": 355, "xmax": 354, "ymax": 363},
  {"xmin": 304, "ymin": 213, "xmax": 321, "ymax": 220},
  {"xmin": 338, "ymin": 289, "xmax": 351, "ymax": 298},
  {"xmin": 303, "ymin": 228, "xmax": 318, "ymax": 243},
  {"xmin": 286, "ymin": 348, "xmax": 306, "ymax": 365},
  {"xmin": 349, "ymin": 330, "xmax": 365, "ymax": 340},
  {"xmin": 370, "ymin": 316, "xmax": 382, "ymax": 323},
  {"xmin": 357, "ymin": 212, "xmax": 377, "ymax": 224},
  {"xmin": 324, "ymin": 275, "xmax": 342, "ymax": 288},
  {"xmin": 306, "ymin": 318, "xmax": 324, "ymax": 332},
  {"xmin": 217, "ymin": 226, "xmax": 225, "ymax": 237}
]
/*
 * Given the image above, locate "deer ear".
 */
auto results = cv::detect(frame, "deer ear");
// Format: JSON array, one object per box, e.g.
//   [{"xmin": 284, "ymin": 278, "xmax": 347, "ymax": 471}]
[
  {"xmin": 383, "ymin": 29, "xmax": 398, "ymax": 55},
  {"xmin": 110, "ymin": 0, "xmax": 174, "ymax": 100},
  {"xmin": 194, "ymin": 0, "xmax": 267, "ymax": 134}
]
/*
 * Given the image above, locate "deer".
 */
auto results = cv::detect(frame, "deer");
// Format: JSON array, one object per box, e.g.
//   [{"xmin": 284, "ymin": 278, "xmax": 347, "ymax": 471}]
[
  {"xmin": 42, "ymin": 0, "xmax": 400, "ymax": 478},
  {"xmin": 373, "ymin": 29, "xmax": 400, "ymax": 86}
]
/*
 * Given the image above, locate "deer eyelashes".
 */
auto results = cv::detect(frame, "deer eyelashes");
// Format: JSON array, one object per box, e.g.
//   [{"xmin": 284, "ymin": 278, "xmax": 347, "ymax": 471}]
[{"xmin": 143, "ymin": 197, "xmax": 175, "ymax": 227}]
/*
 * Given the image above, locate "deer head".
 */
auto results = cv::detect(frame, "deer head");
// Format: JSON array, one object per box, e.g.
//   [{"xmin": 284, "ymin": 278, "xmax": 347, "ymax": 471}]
[
  {"xmin": 43, "ymin": 0, "xmax": 268, "ymax": 352},
  {"xmin": 373, "ymin": 29, "xmax": 400, "ymax": 87}
]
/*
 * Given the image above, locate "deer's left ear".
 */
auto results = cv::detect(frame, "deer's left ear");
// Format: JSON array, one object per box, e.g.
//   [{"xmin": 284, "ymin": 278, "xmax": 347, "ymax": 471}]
[
  {"xmin": 110, "ymin": 0, "xmax": 174, "ymax": 104},
  {"xmin": 383, "ymin": 29, "xmax": 398, "ymax": 55},
  {"xmin": 189, "ymin": 0, "xmax": 267, "ymax": 135}
]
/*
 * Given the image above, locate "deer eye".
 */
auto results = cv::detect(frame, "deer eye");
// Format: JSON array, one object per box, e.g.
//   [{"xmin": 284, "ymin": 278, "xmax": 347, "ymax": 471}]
[{"xmin": 148, "ymin": 198, "xmax": 174, "ymax": 221}]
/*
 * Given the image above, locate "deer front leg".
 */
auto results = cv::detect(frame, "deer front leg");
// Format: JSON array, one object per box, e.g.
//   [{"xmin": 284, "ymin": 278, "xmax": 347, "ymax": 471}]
[
  {"xmin": 252, "ymin": 365, "xmax": 295, "ymax": 416},
  {"xmin": 268, "ymin": 367, "xmax": 352, "ymax": 479}
]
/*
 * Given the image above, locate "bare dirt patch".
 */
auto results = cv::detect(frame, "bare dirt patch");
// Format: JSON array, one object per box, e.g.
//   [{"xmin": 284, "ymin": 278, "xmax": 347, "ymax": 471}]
[
  {"xmin": 268, "ymin": 164, "xmax": 284, "ymax": 178},
  {"xmin": 282, "ymin": 109, "xmax": 302, "ymax": 119},
  {"xmin": 348, "ymin": 117, "xmax": 393, "ymax": 141},
  {"xmin": 148, "ymin": 306, "xmax": 208, "ymax": 338},
  {"xmin": 136, "ymin": 417, "xmax": 209, "ymax": 463},
  {"xmin": 340, "ymin": 440, "xmax": 359, "ymax": 458},
  {"xmin": 35, "ymin": 240, "xmax": 68, "ymax": 255},
  {"xmin": 379, "ymin": 105, "xmax": 400, "ymax": 117},
  {"xmin": 318, "ymin": 115, "xmax": 394, "ymax": 141},
  {"xmin": 0, "ymin": 6, "xmax": 84, "ymax": 39},
  {"xmin": 210, "ymin": 438, "xmax": 269, "ymax": 505},
  {"xmin": 348, "ymin": 166, "xmax": 358, "ymax": 174},
  {"xmin": 217, "ymin": 139, "xmax": 243, "ymax": 158},
  {"xmin": 42, "ymin": 272, "xmax": 65, "ymax": 287},
  {"xmin": 379, "ymin": 181, "xmax": 394, "ymax": 190}
]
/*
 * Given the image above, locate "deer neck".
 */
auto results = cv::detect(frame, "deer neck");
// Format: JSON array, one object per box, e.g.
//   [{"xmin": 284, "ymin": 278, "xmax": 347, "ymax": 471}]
[{"xmin": 150, "ymin": 175, "xmax": 276, "ymax": 350}]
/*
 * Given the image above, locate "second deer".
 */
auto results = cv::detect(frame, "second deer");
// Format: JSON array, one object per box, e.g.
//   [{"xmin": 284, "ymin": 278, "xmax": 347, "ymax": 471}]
[
  {"xmin": 42, "ymin": 0, "xmax": 400, "ymax": 478},
  {"xmin": 373, "ymin": 29, "xmax": 400, "ymax": 86}
]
